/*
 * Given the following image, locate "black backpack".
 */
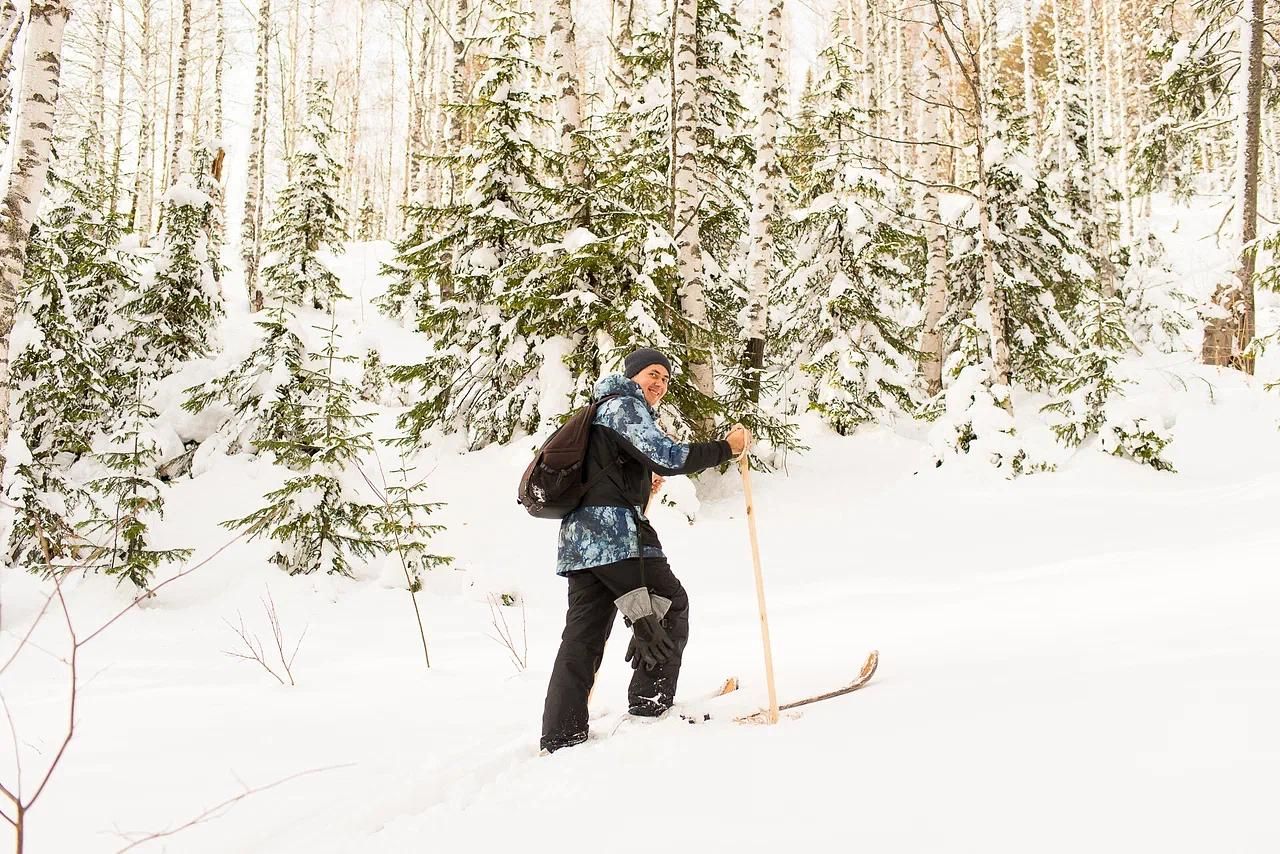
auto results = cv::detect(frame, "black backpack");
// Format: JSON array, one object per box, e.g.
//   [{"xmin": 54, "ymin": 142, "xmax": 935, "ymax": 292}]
[{"xmin": 517, "ymin": 394, "xmax": 622, "ymax": 519}]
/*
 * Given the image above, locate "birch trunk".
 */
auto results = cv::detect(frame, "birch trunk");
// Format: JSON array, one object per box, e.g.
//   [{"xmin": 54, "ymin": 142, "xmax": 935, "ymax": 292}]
[
  {"xmin": 216, "ymin": 0, "xmax": 225, "ymax": 142},
  {"xmin": 918, "ymin": 19, "xmax": 951, "ymax": 396},
  {"xmin": 1050, "ymin": 0, "xmax": 1068, "ymax": 166},
  {"xmin": 551, "ymin": 0, "xmax": 584, "ymax": 193},
  {"xmin": 1203, "ymin": 0, "xmax": 1262, "ymax": 372},
  {"xmin": 0, "ymin": 0, "xmax": 71, "ymax": 484},
  {"xmin": 943, "ymin": 0, "xmax": 1012, "ymax": 406},
  {"xmin": 133, "ymin": 0, "xmax": 156, "ymax": 234},
  {"xmin": 671, "ymin": 0, "xmax": 715, "ymax": 416},
  {"xmin": 92, "ymin": 0, "xmax": 110, "ymax": 163},
  {"xmin": 109, "ymin": 0, "xmax": 126, "ymax": 213},
  {"xmin": 610, "ymin": 0, "xmax": 634, "ymax": 121},
  {"xmin": 743, "ymin": 0, "xmax": 784, "ymax": 404},
  {"xmin": 1019, "ymin": 0, "xmax": 1038, "ymax": 145},
  {"xmin": 243, "ymin": 0, "xmax": 271, "ymax": 312},
  {"xmin": 346, "ymin": 0, "xmax": 364, "ymax": 224},
  {"xmin": 160, "ymin": 2, "xmax": 175, "ymax": 191},
  {"xmin": 449, "ymin": 0, "xmax": 469, "ymax": 163},
  {"xmin": 1083, "ymin": 0, "xmax": 1115, "ymax": 295},
  {"xmin": 1108, "ymin": 0, "xmax": 1133, "ymax": 238},
  {"xmin": 0, "ymin": 1, "xmax": 22, "ymax": 144},
  {"xmin": 168, "ymin": 0, "xmax": 193, "ymax": 184}
]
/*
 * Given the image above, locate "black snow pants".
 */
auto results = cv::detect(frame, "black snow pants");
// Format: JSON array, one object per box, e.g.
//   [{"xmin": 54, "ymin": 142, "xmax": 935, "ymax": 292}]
[{"xmin": 540, "ymin": 556, "xmax": 689, "ymax": 752}]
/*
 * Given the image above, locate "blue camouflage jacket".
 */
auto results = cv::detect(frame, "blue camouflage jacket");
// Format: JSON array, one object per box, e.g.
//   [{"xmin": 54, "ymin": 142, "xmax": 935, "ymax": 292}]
[{"xmin": 556, "ymin": 373, "xmax": 734, "ymax": 575}]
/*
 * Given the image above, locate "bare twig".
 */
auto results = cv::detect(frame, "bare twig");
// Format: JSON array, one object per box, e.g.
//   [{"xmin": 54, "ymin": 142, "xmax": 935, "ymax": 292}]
[
  {"xmin": 486, "ymin": 593, "xmax": 528, "ymax": 672},
  {"xmin": 112, "ymin": 764, "xmax": 355, "ymax": 853},
  {"xmin": 222, "ymin": 589, "xmax": 305, "ymax": 686},
  {"xmin": 82, "ymin": 532, "xmax": 251, "ymax": 647}
]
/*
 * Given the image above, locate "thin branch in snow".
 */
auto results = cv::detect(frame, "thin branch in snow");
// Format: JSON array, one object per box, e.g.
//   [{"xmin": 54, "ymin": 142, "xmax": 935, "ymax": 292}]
[{"xmin": 111, "ymin": 764, "xmax": 355, "ymax": 853}]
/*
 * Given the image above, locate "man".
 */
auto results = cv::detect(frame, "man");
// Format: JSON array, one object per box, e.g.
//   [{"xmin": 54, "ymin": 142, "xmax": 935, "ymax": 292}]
[{"xmin": 540, "ymin": 347, "xmax": 750, "ymax": 753}]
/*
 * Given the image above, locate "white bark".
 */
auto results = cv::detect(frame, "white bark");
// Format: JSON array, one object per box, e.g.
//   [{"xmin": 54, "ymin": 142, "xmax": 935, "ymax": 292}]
[
  {"xmin": 1082, "ymin": 0, "xmax": 1115, "ymax": 295},
  {"xmin": 109, "ymin": 0, "xmax": 126, "ymax": 213},
  {"xmin": 551, "ymin": 0, "xmax": 584, "ymax": 190},
  {"xmin": 743, "ymin": 0, "xmax": 784, "ymax": 403},
  {"xmin": 169, "ymin": 0, "xmax": 193, "ymax": 184},
  {"xmin": 1204, "ymin": 0, "xmax": 1263, "ymax": 370},
  {"xmin": 671, "ymin": 0, "xmax": 715, "ymax": 411},
  {"xmin": 1108, "ymin": 0, "xmax": 1132, "ymax": 238},
  {"xmin": 918, "ymin": 19, "xmax": 950, "ymax": 396},
  {"xmin": 216, "ymin": 0, "xmax": 225, "ymax": 142},
  {"xmin": 1019, "ymin": 0, "xmax": 1038, "ymax": 145},
  {"xmin": 0, "ymin": 1, "xmax": 23, "ymax": 144},
  {"xmin": 132, "ymin": 0, "xmax": 156, "ymax": 234},
  {"xmin": 1050, "ymin": 0, "xmax": 1067, "ymax": 166},
  {"xmin": 345, "ymin": 0, "xmax": 364, "ymax": 224},
  {"xmin": 91, "ymin": 0, "xmax": 110, "ymax": 164},
  {"xmin": 0, "ymin": 0, "xmax": 71, "ymax": 483},
  {"xmin": 449, "ymin": 0, "xmax": 469, "ymax": 157},
  {"xmin": 610, "ymin": 0, "xmax": 634, "ymax": 121},
  {"xmin": 243, "ymin": 0, "xmax": 271, "ymax": 311}
]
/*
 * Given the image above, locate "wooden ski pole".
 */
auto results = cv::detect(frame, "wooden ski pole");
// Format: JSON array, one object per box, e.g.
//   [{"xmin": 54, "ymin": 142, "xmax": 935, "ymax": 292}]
[{"xmin": 739, "ymin": 454, "xmax": 779, "ymax": 724}]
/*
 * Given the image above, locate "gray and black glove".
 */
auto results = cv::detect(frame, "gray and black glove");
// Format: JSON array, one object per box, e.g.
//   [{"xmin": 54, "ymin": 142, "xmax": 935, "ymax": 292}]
[
  {"xmin": 614, "ymin": 590, "xmax": 674, "ymax": 671},
  {"xmin": 624, "ymin": 614, "xmax": 675, "ymax": 671}
]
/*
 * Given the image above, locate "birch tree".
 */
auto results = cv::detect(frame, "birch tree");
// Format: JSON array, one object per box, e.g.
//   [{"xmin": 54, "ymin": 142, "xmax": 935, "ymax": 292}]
[
  {"xmin": 243, "ymin": 0, "xmax": 271, "ymax": 311},
  {"xmin": 933, "ymin": 0, "xmax": 1013, "ymax": 408},
  {"xmin": 1019, "ymin": 0, "xmax": 1038, "ymax": 144},
  {"xmin": 1204, "ymin": 0, "xmax": 1263, "ymax": 371},
  {"xmin": 671, "ymin": 0, "xmax": 716, "ymax": 424},
  {"xmin": 169, "ymin": 0, "xmax": 194, "ymax": 184},
  {"xmin": 132, "ymin": 0, "xmax": 156, "ymax": 234},
  {"xmin": 550, "ymin": 0, "xmax": 584, "ymax": 192},
  {"xmin": 918, "ymin": 18, "xmax": 951, "ymax": 396},
  {"xmin": 0, "ymin": 0, "xmax": 72, "ymax": 484},
  {"xmin": 345, "ymin": 0, "xmax": 365, "ymax": 224},
  {"xmin": 0, "ymin": 1, "xmax": 21, "ymax": 145},
  {"xmin": 742, "ymin": 0, "xmax": 784, "ymax": 404}
]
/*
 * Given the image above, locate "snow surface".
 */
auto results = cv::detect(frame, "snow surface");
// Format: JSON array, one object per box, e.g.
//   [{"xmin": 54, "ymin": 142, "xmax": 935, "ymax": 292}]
[{"xmin": 4, "ymin": 206, "xmax": 1280, "ymax": 853}]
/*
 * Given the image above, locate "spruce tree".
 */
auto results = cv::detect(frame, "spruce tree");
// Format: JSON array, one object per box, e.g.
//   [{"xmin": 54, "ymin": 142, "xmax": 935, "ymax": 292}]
[
  {"xmin": 1041, "ymin": 291, "xmax": 1175, "ymax": 471},
  {"xmin": 262, "ymin": 80, "xmax": 346, "ymax": 310},
  {"xmin": 774, "ymin": 37, "xmax": 922, "ymax": 435},
  {"xmin": 84, "ymin": 370, "xmax": 192, "ymax": 588},
  {"xmin": 381, "ymin": 0, "xmax": 555, "ymax": 448},
  {"xmin": 5, "ymin": 157, "xmax": 134, "ymax": 571},
  {"xmin": 944, "ymin": 93, "xmax": 1092, "ymax": 392},
  {"xmin": 226, "ymin": 314, "xmax": 445, "ymax": 576},
  {"xmin": 126, "ymin": 159, "xmax": 224, "ymax": 379}
]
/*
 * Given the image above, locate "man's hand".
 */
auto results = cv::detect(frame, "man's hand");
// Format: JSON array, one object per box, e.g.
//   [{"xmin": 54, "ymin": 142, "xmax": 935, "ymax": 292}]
[
  {"xmin": 650, "ymin": 474, "xmax": 664, "ymax": 496},
  {"xmin": 726, "ymin": 423, "xmax": 752, "ymax": 458}
]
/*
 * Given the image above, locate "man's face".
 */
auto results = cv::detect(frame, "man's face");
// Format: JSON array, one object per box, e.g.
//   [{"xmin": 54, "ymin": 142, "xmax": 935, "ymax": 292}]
[{"xmin": 635, "ymin": 364, "xmax": 670, "ymax": 407}]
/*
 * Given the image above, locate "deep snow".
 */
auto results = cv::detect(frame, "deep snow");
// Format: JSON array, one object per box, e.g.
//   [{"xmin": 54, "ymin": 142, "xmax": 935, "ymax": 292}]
[{"xmin": 2, "ymin": 198, "xmax": 1279, "ymax": 853}]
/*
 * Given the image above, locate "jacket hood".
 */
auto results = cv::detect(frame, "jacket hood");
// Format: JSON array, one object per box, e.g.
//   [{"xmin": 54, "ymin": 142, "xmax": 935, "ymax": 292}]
[{"xmin": 593, "ymin": 373, "xmax": 651, "ymax": 411}]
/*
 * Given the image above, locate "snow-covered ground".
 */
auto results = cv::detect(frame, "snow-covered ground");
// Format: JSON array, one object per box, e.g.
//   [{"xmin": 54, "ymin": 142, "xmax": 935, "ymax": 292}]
[{"xmin": 4, "ymin": 199, "xmax": 1279, "ymax": 853}]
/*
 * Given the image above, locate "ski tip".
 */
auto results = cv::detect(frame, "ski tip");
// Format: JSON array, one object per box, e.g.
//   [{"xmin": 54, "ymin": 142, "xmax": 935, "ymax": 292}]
[
  {"xmin": 718, "ymin": 676, "xmax": 740, "ymax": 696},
  {"xmin": 860, "ymin": 650, "xmax": 879, "ymax": 681}
]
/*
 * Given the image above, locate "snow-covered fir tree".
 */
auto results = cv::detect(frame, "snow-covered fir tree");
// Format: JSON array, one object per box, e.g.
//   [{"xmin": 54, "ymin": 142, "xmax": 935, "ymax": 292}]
[
  {"xmin": 261, "ymin": 80, "xmax": 346, "ymax": 311},
  {"xmin": 943, "ymin": 93, "xmax": 1092, "ymax": 393},
  {"xmin": 774, "ymin": 37, "xmax": 923, "ymax": 436},
  {"xmin": 4, "ymin": 163, "xmax": 127, "ymax": 570},
  {"xmin": 125, "ymin": 157, "xmax": 224, "ymax": 379},
  {"xmin": 381, "ymin": 0, "xmax": 556, "ymax": 448},
  {"xmin": 1041, "ymin": 288, "xmax": 1175, "ymax": 471},
  {"xmin": 83, "ymin": 370, "xmax": 192, "ymax": 588},
  {"xmin": 226, "ymin": 314, "xmax": 446, "ymax": 576}
]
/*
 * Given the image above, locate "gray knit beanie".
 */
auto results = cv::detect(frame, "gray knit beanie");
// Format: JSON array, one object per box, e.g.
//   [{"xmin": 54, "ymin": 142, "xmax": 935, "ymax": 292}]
[{"xmin": 623, "ymin": 347, "xmax": 673, "ymax": 379}]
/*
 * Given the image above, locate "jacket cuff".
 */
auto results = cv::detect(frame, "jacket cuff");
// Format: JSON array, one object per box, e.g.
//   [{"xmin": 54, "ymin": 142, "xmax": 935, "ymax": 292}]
[
  {"xmin": 718, "ymin": 440, "xmax": 734, "ymax": 465},
  {"xmin": 614, "ymin": 587, "xmax": 654, "ymax": 622}
]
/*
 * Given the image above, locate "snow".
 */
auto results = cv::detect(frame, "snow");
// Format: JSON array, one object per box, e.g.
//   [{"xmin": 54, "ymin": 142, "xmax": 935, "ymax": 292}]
[{"xmin": 4, "ymin": 200, "xmax": 1280, "ymax": 853}]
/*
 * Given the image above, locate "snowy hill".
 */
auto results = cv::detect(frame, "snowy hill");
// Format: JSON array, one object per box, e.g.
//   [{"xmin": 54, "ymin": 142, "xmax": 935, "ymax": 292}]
[{"xmin": 4, "ymin": 202, "xmax": 1280, "ymax": 853}]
